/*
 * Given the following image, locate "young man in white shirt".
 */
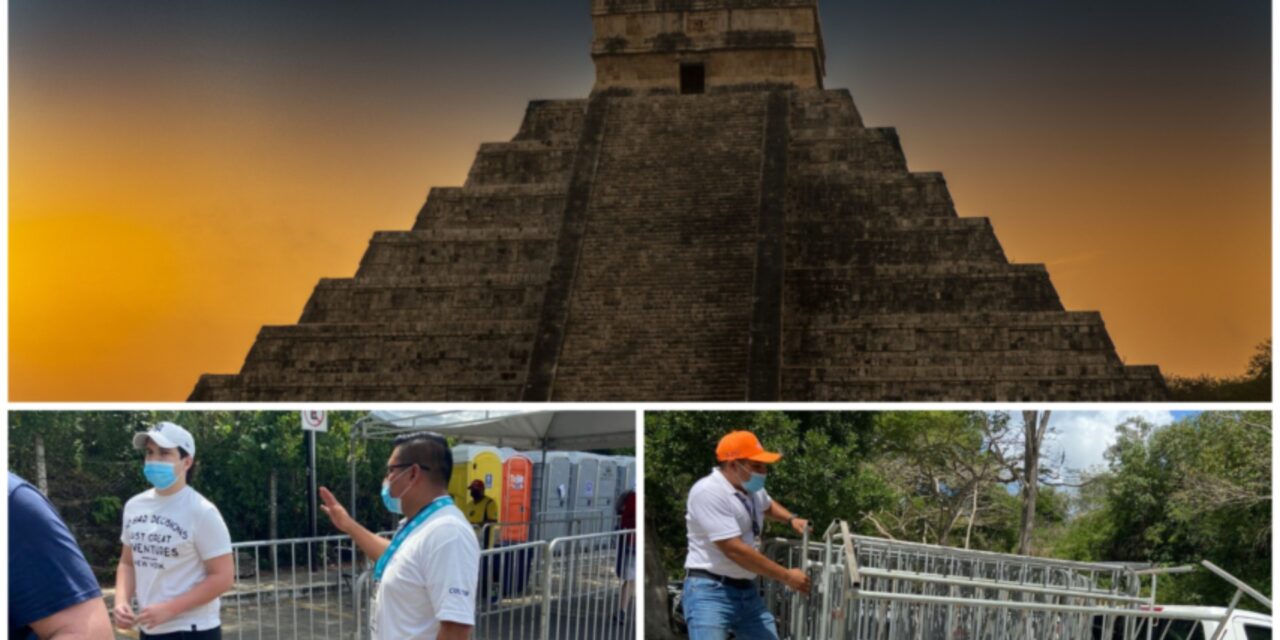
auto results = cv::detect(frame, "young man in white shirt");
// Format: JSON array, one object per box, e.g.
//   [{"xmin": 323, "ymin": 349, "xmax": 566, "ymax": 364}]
[
  {"xmin": 683, "ymin": 430, "xmax": 812, "ymax": 640},
  {"xmin": 113, "ymin": 422, "xmax": 234, "ymax": 639},
  {"xmin": 318, "ymin": 432, "xmax": 478, "ymax": 640}
]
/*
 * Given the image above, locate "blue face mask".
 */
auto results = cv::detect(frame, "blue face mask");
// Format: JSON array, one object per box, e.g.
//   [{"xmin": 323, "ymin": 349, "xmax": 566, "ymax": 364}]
[
  {"xmin": 144, "ymin": 461, "xmax": 178, "ymax": 490},
  {"xmin": 381, "ymin": 468, "xmax": 410, "ymax": 515},
  {"xmin": 381, "ymin": 481, "xmax": 402, "ymax": 515},
  {"xmin": 737, "ymin": 463, "xmax": 767, "ymax": 493}
]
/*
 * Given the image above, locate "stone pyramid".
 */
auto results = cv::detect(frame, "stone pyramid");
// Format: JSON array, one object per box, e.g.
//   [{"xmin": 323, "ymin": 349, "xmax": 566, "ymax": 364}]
[{"xmin": 191, "ymin": 0, "xmax": 1168, "ymax": 402}]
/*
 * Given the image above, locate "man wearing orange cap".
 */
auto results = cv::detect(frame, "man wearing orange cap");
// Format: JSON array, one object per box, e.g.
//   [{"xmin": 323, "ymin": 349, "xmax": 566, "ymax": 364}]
[{"xmin": 682, "ymin": 431, "xmax": 811, "ymax": 640}]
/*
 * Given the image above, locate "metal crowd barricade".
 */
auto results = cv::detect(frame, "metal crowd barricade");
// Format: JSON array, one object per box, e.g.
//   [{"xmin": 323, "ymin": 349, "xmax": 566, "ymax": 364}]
[
  {"xmin": 765, "ymin": 521, "xmax": 1271, "ymax": 640},
  {"xmin": 224, "ymin": 534, "xmax": 366, "ymax": 640},
  {"xmin": 543, "ymin": 530, "xmax": 637, "ymax": 640},
  {"xmin": 347, "ymin": 529, "xmax": 636, "ymax": 640}
]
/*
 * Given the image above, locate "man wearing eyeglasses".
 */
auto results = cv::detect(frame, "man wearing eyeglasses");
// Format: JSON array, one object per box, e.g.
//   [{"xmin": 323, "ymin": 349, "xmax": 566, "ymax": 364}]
[
  {"xmin": 682, "ymin": 430, "xmax": 811, "ymax": 640},
  {"xmin": 317, "ymin": 433, "xmax": 478, "ymax": 640}
]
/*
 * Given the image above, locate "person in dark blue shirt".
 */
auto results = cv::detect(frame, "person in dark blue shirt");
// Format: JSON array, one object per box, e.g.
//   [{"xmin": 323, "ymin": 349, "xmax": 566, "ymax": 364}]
[{"xmin": 8, "ymin": 472, "xmax": 114, "ymax": 640}]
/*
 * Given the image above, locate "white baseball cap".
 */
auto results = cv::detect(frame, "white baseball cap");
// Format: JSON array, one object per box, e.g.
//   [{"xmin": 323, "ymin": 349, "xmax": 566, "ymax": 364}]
[{"xmin": 133, "ymin": 422, "xmax": 196, "ymax": 457}]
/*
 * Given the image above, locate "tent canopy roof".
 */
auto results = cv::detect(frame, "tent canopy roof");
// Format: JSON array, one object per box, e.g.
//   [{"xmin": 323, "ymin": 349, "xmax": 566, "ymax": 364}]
[{"xmin": 360, "ymin": 410, "xmax": 635, "ymax": 451}]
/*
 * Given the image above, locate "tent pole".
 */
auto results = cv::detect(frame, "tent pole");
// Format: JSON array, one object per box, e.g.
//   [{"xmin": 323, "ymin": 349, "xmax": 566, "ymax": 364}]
[
  {"xmin": 541, "ymin": 437, "xmax": 549, "ymax": 542},
  {"xmin": 350, "ymin": 419, "xmax": 361, "ymax": 541}
]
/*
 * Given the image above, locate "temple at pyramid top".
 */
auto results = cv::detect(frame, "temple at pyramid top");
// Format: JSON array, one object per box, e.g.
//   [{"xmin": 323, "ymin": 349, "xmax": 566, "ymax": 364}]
[{"xmin": 591, "ymin": 0, "xmax": 825, "ymax": 94}]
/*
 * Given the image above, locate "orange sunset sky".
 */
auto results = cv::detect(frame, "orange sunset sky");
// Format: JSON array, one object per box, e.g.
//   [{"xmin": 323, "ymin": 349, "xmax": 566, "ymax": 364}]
[{"xmin": 10, "ymin": 1, "xmax": 1271, "ymax": 401}]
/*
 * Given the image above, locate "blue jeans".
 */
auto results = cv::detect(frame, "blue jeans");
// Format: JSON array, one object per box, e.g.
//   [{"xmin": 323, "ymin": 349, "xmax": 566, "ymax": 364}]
[{"xmin": 683, "ymin": 576, "xmax": 779, "ymax": 640}]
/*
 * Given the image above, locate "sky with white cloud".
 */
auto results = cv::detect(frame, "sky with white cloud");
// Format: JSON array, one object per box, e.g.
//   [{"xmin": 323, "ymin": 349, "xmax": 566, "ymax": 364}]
[{"xmin": 1017, "ymin": 411, "xmax": 1196, "ymax": 481}]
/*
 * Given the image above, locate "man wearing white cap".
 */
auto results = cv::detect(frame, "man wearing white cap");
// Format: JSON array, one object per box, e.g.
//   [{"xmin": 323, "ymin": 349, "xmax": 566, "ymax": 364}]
[{"xmin": 113, "ymin": 422, "xmax": 234, "ymax": 639}]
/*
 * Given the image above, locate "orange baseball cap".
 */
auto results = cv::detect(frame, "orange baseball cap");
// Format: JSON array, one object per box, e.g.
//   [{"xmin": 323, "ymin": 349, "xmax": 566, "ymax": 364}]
[{"xmin": 716, "ymin": 431, "xmax": 782, "ymax": 463}]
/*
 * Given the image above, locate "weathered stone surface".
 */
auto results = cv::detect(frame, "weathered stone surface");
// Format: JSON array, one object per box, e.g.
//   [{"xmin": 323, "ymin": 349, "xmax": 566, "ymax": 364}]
[
  {"xmin": 190, "ymin": 1, "xmax": 1167, "ymax": 402},
  {"xmin": 591, "ymin": 0, "xmax": 824, "ymax": 93}
]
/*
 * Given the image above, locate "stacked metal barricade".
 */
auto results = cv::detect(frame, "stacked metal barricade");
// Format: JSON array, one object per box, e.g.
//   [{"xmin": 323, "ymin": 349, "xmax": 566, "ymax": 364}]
[{"xmin": 763, "ymin": 521, "xmax": 1270, "ymax": 640}]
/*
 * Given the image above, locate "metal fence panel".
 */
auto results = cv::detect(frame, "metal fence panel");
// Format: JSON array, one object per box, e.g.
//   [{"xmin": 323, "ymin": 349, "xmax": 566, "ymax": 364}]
[
  {"xmin": 224, "ymin": 535, "xmax": 363, "ymax": 640},
  {"xmin": 225, "ymin": 528, "xmax": 636, "ymax": 639},
  {"xmin": 764, "ymin": 521, "xmax": 1269, "ymax": 640}
]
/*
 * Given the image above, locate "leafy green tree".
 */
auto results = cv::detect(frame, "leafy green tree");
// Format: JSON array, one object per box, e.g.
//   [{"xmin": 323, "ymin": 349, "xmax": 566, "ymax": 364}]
[
  {"xmin": 867, "ymin": 411, "xmax": 1019, "ymax": 547},
  {"xmin": 9, "ymin": 411, "xmax": 394, "ymax": 582},
  {"xmin": 1056, "ymin": 412, "xmax": 1271, "ymax": 605},
  {"xmin": 644, "ymin": 411, "xmax": 890, "ymax": 575}
]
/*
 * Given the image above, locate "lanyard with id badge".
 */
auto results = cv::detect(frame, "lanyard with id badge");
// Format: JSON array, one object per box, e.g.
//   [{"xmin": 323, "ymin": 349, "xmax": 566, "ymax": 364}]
[
  {"xmin": 732, "ymin": 491, "xmax": 761, "ymax": 542},
  {"xmin": 370, "ymin": 495, "xmax": 454, "ymax": 636}
]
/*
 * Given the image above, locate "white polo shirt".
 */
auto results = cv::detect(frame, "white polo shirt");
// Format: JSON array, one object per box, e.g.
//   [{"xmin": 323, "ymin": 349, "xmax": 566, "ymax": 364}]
[
  {"xmin": 371, "ymin": 503, "xmax": 478, "ymax": 640},
  {"xmin": 684, "ymin": 467, "xmax": 771, "ymax": 580},
  {"xmin": 120, "ymin": 486, "xmax": 232, "ymax": 635}
]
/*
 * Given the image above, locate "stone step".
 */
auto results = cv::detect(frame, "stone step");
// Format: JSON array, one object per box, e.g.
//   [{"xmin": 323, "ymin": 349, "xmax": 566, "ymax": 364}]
[
  {"xmin": 413, "ymin": 185, "xmax": 567, "ymax": 232},
  {"xmin": 372, "ymin": 227, "xmax": 556, "ymax": 242},
  {"xmin": 218, "ymin": 373, "xmax": 523, "ymax": 402},
  {"xmin": 781, "ymin": 371, "xmax": 1168, "ymax": 402},
  {"xmin": 789, "ymin": 127, "xmax": 908, "ymax": 172},
  {"xmin": 355, "ymin": 236, "xmax": 556, "ymax": 279},
  {"xmin": 784, "ymin": 310, "xmax": 1122, "ymax": 360},
  {"xmin": 789, "ymin": 310, "xmax": 1108, "ymax": 328},
  {"xmin": 789, "ymin": 171, "xmax": 957, "ymax": 218},
  {"xmin": 790, "ymin": 88, "xmax": 864, "ymax": 130},
  {"xmin": 513, "ymin": 99, "xmax": 588, "ymax": 145},
  {"xmin": 785, "ymin": 359, "xmax": 1126, "ymax": 380},
  {"xmin": 237, "ymin": 322, "xmax": 537, "ymax": 389},
  {"xmin": 299, "ymin": 277, "xmax": 545, "ymax": 324},
  {"xmin": 464, "ymin": 141, "xmax": 577, "ymax": 187},
  {"xmin": 785, "ymin": 263, "xmax": 1063, "ymax": 315},
  {"xmin": 785, "ymin": 216, "xmax": 1007, "ymax": 266}
]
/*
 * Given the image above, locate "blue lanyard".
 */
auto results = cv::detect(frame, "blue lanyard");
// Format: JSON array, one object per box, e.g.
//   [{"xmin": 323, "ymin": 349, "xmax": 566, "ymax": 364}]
[
  {"xmin": 733, "ymin": 492, "xmax": 760, "ymax": 538},
  {"xmin": 374, "ymin": 496, "xmax": 454, "ymax": 582}
]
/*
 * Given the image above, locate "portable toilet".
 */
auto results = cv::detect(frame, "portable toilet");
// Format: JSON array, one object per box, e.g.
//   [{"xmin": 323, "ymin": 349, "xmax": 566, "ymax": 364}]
[
  {"xmin": 497, "ymin": 449, "xmax": 533, "ymax": 544},
  {"xmin": 566, "ymin": 452, "xmax": 601, "ymax": 535},
  {"xmin": 524, "ymin": 451, "xmax": 573, "ymax": 540},
  {"xmin": 450, "ymin": 445, "xmax": 503, "ymax": 543},
  {"xmin": 494, "ymin": 449, "xmax": 536, "ymax": 597},
  {"xmin": 619, "ymin": 456, "xmax": 637, "ymax": 494},
  {"xmin": 613, "ymin": 456, "xmax": 637, "ymax": 504},
  {"xmin": 595, "ymin": 456, "xmax": 619, "ymax": 522}
]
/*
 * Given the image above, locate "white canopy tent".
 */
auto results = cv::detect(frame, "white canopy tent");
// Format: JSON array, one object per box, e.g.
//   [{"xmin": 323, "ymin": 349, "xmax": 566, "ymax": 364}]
[
  {"xmin": 346, "ymin": 410, "xmax": 636, "ymax": 521},
  {"xmin": 359, "ymin": 410, "xmax": 636, "ymax": 450}
]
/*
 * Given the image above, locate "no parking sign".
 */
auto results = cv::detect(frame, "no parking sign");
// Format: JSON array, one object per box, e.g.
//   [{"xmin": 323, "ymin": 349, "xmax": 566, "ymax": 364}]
[{"xmin": 301, "ymin": 411, "xmax": 328, "ymax": 432}]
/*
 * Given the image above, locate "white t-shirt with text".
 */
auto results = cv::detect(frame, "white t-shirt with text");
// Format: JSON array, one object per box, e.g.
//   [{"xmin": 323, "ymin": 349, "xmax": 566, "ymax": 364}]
[
  {"xmin": 684, "ymin": 467, "xmax": 772, "ymax": 580},
  {"xmin": 120, "ymin": 486, "xmax": 232, "ymax": 634},
  {"xmin": 372, "ymin": 503, "xmax": 478, "ymax": 640}
]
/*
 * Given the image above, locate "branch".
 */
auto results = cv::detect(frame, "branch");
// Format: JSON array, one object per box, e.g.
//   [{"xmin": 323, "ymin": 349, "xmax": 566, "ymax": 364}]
[
  {"xmin": 1041, "ymin": 477, "xmax": 1099, "ymax": 489},
  {"xmin": 863, "ymin": 513, "xmax": 898, "ymax": 541}
]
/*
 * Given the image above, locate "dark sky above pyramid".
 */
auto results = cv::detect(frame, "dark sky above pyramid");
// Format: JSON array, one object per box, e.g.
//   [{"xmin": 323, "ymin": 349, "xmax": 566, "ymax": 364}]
[{"xmin": 10, "ymin": 0, "xmax": 1269, "ymax": 399}]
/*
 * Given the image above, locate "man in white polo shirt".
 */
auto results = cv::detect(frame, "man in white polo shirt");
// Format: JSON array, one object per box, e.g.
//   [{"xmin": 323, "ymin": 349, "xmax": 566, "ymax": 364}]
[
  {"xmin": 683, "ymin": 430, "xmax": 811, "ymax": 640},
  {"xmin": 318, "ymin": 432, "xmax": 478, "ymax": 640}
]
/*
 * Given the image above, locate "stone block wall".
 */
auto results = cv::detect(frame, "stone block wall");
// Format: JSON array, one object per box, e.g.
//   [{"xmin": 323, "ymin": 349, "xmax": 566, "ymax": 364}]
[
  {"xmin": 778, "ymin": 89, "xmax": 1167, "ymax": 400},
  {"xmin": 548, "ymin": 93, "xmax": 770, "ymax": 400},
  {"xmin": 590, "ymin": 0, "xmax": 823, "ymax": 93},
  {"xmin": 192, "ymin": 88, "xmax": 1168, "ymax": 401},
  {"xmin": 190, "ymin": 100, "xmax": 588, "ymax": 401}
]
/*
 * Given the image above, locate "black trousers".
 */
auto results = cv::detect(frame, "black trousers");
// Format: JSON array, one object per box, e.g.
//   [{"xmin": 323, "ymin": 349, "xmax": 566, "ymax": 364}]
[{"xmin": 140, "ymin": 626, "xmax": 221, "ymax": 640}]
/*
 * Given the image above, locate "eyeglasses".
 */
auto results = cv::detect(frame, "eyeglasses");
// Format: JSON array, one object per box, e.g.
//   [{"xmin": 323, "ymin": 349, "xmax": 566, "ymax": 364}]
[{"xmin": 385, "ymin": 463, "xmax": 430, "ymax": 478}]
